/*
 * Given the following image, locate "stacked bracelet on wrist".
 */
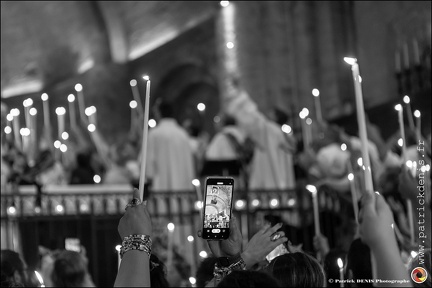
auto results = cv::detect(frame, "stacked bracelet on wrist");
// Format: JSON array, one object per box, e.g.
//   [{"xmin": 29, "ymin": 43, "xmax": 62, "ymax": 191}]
[
  {"xmin": 120, "ymin": 234, "xmax": 152, "ymax": 259},
  {"xmin": 213, "ymin": 256, "xmax": 246, "ymax": 282}
]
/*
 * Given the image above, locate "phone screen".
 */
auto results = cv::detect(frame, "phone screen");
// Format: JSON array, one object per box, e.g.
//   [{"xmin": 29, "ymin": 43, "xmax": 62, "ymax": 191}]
[{"xmin": 202, "ymin": 177, "xmax": 234, "ymax": 240}]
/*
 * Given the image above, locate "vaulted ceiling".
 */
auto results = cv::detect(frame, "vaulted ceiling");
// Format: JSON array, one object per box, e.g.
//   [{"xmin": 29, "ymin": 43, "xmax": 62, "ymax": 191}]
[{"xmin": 1, "ymin": 1, "xmax": 219, "ymax": 98}]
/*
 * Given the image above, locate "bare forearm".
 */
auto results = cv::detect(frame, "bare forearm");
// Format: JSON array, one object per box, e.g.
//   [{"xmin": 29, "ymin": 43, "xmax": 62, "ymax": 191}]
[{"xmin": 114, "ymin": 251, "xmax": 150, "ymax": 287}]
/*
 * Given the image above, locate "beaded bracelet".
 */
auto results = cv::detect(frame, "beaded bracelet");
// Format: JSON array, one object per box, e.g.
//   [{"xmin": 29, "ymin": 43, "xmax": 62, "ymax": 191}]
[
  {"xmin": 213, "ymin": 257, "xmax": 246, "ymax": 282},
  {"xmin": 120, "ymin": 234, "xmax": 152, "ymax": 259}
]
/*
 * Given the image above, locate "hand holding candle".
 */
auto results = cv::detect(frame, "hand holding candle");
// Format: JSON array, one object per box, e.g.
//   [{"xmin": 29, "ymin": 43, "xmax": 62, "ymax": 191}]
[
  {"xmin": 167, "ymin": 223, "xmax": 175, "ymax": 275},
  {"xmin": 337, "ymin": 258, "xmax": 344, "ymax": 287}
]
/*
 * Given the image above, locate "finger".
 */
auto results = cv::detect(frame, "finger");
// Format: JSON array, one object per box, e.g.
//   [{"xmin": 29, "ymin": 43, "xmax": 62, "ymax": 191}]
[
  {"xmin": 229, "ymin": 216, "xmax": 242, "ymax": 240},
  {"xmin": 261, "ymin": 223, "xmax": 271, "ymax": 234},
  {"xmin": 265, "ymin": 223, "xmax": 283, "ymax": 236},
  {"xmin": 375, "ymin": 193, "xmax": 392, "ymax": 216}
]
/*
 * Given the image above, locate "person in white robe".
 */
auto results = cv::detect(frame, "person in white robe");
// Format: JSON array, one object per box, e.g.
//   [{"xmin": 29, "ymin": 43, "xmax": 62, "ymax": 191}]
[{"xmin": 225, "ymin": 81, "xmax": 297, "ymax": 190}]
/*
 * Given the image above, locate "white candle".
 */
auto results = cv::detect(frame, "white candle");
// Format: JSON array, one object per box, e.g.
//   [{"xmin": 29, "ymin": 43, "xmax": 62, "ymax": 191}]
[
  {"xmin": 187, "ymin": 235, "xmax": 197, "ymax": 278},
  {"xmin": 130, "ymin": 80, "xmax": 144, "ymax": 119},
  {"xmin": 75, "ymin": 84, "xmax": 87, "ymax": 125},
  {"xmin": 56, "ymin": 107, "xmax": 66, "ymax": 141},
  {"xmin": 129, "ymin": 100, "xmax": 138, "ymax": 133},
  {"xmin": 11, "ymin": 109, "xmax": 22, "ymax": 150},
  {"xmin": 306, "ymin": 118, "xmax": 313, "ymax": 146},
  {"xmin": 403, "ymin": 96, "xmax": 415, "ymax": 131},
  {"xmin": 413, "ymin": 38, "xmax": 420, "ymax": 65},
  {"xmin": 138, "ymin": 76, "xmax": 151, "ymax": 201},
  {"xmin": 23, "ymin": 98, "xmax": 32, "ymax": 130},
  {"xmin": 395, "ymin": 104, "xmax": 407, "ymax": 162},
  {"xmin": 41, "ymin": 93, "xmax": 53, "ymax": 151},
  {"xmin": 414, "ymin": 110, "xmax": 421, "ymax": 140},
  {"xmin": 337, "ymin": 258, "xmax": 344, "ymax": 287},
  {"xmin": 403, "ymin": 42, "xmax": 410, "ymax": 69},
  {"xmin": 29, "ymin": 107, "xmax": 38, "ymax": 165},
  {"xmin": 299, "ymin": 108, "xmax": 310, "ymax": 149},
  {"xmin": 344, "ymin": 58, "xmax": 374, "ymax": 194},
  {"xmin": 115, "ymin": 245, "xmax": 121, "ymax": 270},
  {"xmin": 312, "ymin": 89, "xmax": 323, "ymax": 122},
  {"xmin": 67, "ymin": 94, "xmax": 77, "ymax": 131},
  {"xmin": 192, "ymin": 179, "xmax": 203, "ymax": 218},
  {"xmin": 167, "ymin": 223, "xmax": 175, "ymax": 275},
  {"xmin": 306, "ymin": 185, "xmax": 320, "ymax": 236}
]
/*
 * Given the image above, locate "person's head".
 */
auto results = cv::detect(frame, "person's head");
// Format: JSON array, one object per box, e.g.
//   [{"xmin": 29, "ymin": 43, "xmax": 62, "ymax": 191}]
[
  {"xmin": 50, "ymin": 250, "xmax": 91, "ymax": 287},
  {"xmin": 346, "ymin": 238, "xmax": 373, "ymax": 287},
  {"xmin": 265, "ymin": 252, "xmax": 325, "ymax": 287},
  {"xmin": 195, "ymin": 256, "xmax": 217, "ymax": 287},
  {"xmin": 1, "ymin": 250, "xmax": 28, "ymax": 287},
  {"xmin": 157, "ymin": 102, "xmax": 175, "ymax": 119},
  {"xmin": 217, "ymin": 270, "xmax": 281, "ymax": 287},
  {"xmin": 150, "ymin": 254, "xmax": 169, "ymax": 287},
  {"xmin": 76, "ymin": 151, "xmax": 92, "ymax": 168}
]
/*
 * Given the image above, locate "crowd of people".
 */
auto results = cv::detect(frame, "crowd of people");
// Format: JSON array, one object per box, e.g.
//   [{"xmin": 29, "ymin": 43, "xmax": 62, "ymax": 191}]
[{"xmin": 1, "ymin": 76, "xmax": 431, "ymax": 287}]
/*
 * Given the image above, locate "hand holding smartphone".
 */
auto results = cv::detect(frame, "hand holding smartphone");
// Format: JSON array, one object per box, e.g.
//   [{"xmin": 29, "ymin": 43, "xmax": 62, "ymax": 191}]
[{"xmin": 202, "ymin": 177, "xmax": 234, "ymax": 240}]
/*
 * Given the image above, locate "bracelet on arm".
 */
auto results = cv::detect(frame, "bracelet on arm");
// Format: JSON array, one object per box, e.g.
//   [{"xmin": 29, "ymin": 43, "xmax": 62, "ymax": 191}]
[
  {"xmin": 120, "ymin": 234, "xmax": 152, "ymax": 259},
  {"xmin": 213, "ymin": 254, "xmax": 246, "ymax": 282}
]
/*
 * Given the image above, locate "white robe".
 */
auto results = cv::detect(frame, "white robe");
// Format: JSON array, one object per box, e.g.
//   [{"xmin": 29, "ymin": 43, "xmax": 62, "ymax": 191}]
[
  {"xmin": 146, "ymin": 118, "xmax": 195, "ymax": 192},
  {"xmin": 226, "ymin": 87, "xmax": 297, "ymax": 190}
]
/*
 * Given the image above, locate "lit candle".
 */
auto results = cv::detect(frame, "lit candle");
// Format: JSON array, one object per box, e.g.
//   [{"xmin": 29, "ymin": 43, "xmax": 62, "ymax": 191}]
[
  {"xmin": 414, "ymin": 110, "xmax": 421, "ymax": 140},
  {"xmin": 299, "ymin": 108, "xmax": 310, "ymax": 149},
  {"xmin": 306, "ymin": 118, "xmax": 313, "ymax": 146},
  {"xmin": 344, "ymin": 57, "xmax": 374, "ymax": 194},
  {"xmin": 337, "ymin": 258, "xmax": 344, "ymax": 287},
  {"xmin": 115, "ymin": 245, "xmax": 122, "ymax": 270},
  {"xmin": 10, "ymin": 108, "xmax": 22, "ymax": 150},
  {"xmin": 130, "ymin": 79, "xmax": 144, "ymax": 119},
  {"xmin": 29, "ymin": 107, "xmax": 38, "ymax": 165},
  {"xmin": 306, "ymin": 185, "xmax": 320, "ymax": 236},
  {"xmin": 55, "ymin": 107, "xmax": 66, "ymax": 141},
  {"xmin": 395, "ymin": 104, "xmax": 414, "ymax": 244},
  {"xmin": 138, "ymin": 76, "xmax": 151, "ymax": 201},
  {"xmin": 129, "ymin": 100, "xmax": 138, "ymax": 133},
  {"xmin": 20, "ymin": 128, "xmax": 30, "ymax": 156},
  {"xmin": 187, "ymin": 235, "xmax": 197, "ymax": 278},
  {"xmin": 75, "ymin": 83, "xmax": 87, "ymax": 125},
  {"xmin": 197, "ymin": 103, "xmax": 206, "ymax": 117},
  {"xmin": 413, "ymin": 38, "xmax": 420, "ymax": 65},
  {"xmin": 23, "ymin": 98, "xmax": 33, "ymax": 129},
  {"xmin": 67, "ymin": 94, "xmax": 77, "ymax": 131},
  {"xmin": 403, "ymin": 42, "xmax": 409, "ymax": 69},
  {"xmin": 395, "ymin": 104, "xmax": 407, "ymax": 162},
  {"xmin": 41, "ymin": 93, "xmax": 53, "ymax": 151},
  {"xmin": 167, "ymin": 223, "xmax": 175, "ymax": 275},
  {"xmin": 312, "ymin": 89, "xmax": 323, "ymax": 122},
  {"xmin": 403, "ymin": 95, "xmax": 415, "ymax": 131}
]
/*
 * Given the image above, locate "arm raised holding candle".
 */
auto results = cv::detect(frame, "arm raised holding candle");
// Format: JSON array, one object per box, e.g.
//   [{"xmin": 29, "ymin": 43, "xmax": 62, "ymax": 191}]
[{"xmin": 359, "ymin": 192, "xmax": 412, "ymax": 287}]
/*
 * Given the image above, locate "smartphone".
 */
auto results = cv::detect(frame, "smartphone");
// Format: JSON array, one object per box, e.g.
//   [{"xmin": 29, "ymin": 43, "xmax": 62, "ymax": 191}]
[
  {"xmin": 65, "ymin": 238, "xmax": 81, "ymax": 253},
  {"xmin": 202, "ymin": 177, "xmax": 234, "ymax": 240}
]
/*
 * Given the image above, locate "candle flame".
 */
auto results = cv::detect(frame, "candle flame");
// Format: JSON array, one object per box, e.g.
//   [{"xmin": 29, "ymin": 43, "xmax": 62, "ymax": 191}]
[
  {"xmin": 306, "ymin": 118, "xmax": 312, "ymax": 125},
  {"xmin": 167, "ymin": 222, "xmax": 175, "ymax": 231},
  {"xmin": 414, "ymin": 110, "xmax": 421, "ymax": 118},
  {"xmin": 306, "ymin": 184, "xmax": 317, "ymax": 194},
  {"xmin": 41, "ymin": 93, "xmax": 49, "ymax": 101},
  {"xmin": 187, "ymin": 235, "xmax": 194, "ymax": 242},
  {"xmin": 344, "ymin": 57, "xmax": 357, "ymax": 65},
  {"xmin": 6, "ymin": 114, "xmax": 13, "ymax": 121},
  {"xmin": 67, "ymin": 94, "xmax": 75, "ymax": 102},
  {"xmin": 348, "ymin": 173, "xmax": 354, "ymax": 181},
  {"xmin": 337, "ymin": 258, "xmax": 343, "ymax": 269},
  {"xmin": 340, "ymin": 143, "xmax": 347, "ymax": 151},
  {"xmin": 11, "ymin": 108, "xmax": 20, "ymax": 116},
  {"xmin": 129, "ymin": 100, "xmax": 138, "ymax": 109},
  {"xmin": 281, "ymin": 124, "xmax": 292, "ymax": 134},
  {"xmin": 197, "ymin": 103, "xmax": 206, "ymax": 111},
  {"xmin": 55, "ymin": 107, "xmax": 66, "ymax": 115},
  {"xmin": 394, "ymin": 104, "xmax": 402, "ymax": 111},
  {"xmin": 130, "ymin": 79, "xmax": 137, "ymax": 87},
  {"xmin": 192, "ymin": 179, "xmax": 201, "ymax": 187},
  {"xmin": 312, "ymin": 88, "xmax": 320, "ymax": 97},
  {"xmin": 34, "ymin": 271, "xmax": 44, "ymax": 286},
  {"xmin": 4, "ymin": 126, "xmax": 12, "ymax": 134},
  {"xmin": 74, "ymin": 84, "xmax": 83, "ymax": 92},
  {"xmin": 29, "ymin": 107, "xmax": 37, "ymax": 116},
  {"xmin": 142, "ymin": 75, "xmax": 150, "ymax": 81},
  {"xmin": 403, "ymin": 95, "xmax": 410, "ymax": 104},
  {"xmin": 20, "ymin": 128, "xmax": 30, "ymax": 136},
  {"xmin": 115, "ymin": 245, "xmax": 122, "ymax": 252},
  {"xmin": 220, "ymin": 1, "xmax": 230, "ymax": 7},
  {"xmin": 87, "ymin": 124, "xmax": 96, "ymax": 132}
]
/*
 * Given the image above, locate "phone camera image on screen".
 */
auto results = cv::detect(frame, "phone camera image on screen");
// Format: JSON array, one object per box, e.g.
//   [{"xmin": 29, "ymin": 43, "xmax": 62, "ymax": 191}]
[{"xmin": 202, "ymin": 177, "xmax": 234, "ymax": 240}]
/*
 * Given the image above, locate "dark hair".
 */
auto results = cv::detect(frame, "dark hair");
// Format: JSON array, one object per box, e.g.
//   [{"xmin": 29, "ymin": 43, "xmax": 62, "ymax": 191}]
[
  {"xmin": 51, "ymin": 250, "xmax": 88, "ymax": 287},
  {"xmin": 195, "ymin": 256, "xmax": 218, "ymax": 287},
  {"xmin": 0, "ymin": 250, "xmax": 27, "ymax": 287},
  {"xmin": 346, "ymin": 239, "xmax": 373, "ymax": 287},
  {"xmin": 221, "ymin": 114, "xmax": 236, "ymax": 127},
  {"xmin": 158, "ymin": 102, "xmax": 175, "ymax": 118},
  {"xmin": 217, "ymin": 270, "xmax": 281, "ymax": 287},
  {"xmin": 273, "ymin": 108, "xmax": 288, "ymax": 126},
  {"xmin": 266, "ymin": 252, "xmax": 325, "ymax": 287},
  {"xmin": 150, "ymin": 254, "xmax": 169, "ymax": 287}
]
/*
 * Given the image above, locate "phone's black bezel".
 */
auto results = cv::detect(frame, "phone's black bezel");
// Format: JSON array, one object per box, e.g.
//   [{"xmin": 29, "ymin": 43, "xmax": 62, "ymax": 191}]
[{"xmin": 202, "ymin": 176, "xmax": 234, "ymax": 240}]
